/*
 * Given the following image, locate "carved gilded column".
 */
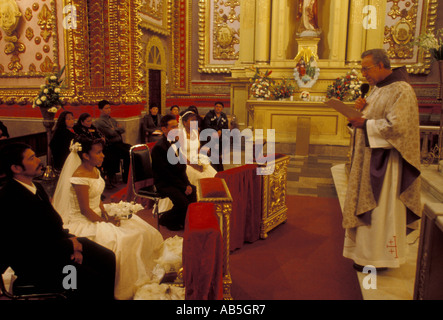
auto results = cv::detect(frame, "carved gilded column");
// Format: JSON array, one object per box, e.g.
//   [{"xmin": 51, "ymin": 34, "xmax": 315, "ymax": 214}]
[
  {"xmin": 254, "ymin": 0, "xmax": 271, "ymax": 64},
  {"xmin": 238, "ymin": 0, "xmax": 256, "ymax": 64}
]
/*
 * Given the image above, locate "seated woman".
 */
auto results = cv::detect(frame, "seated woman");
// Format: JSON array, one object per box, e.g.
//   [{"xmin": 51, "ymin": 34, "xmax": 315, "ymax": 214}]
[
  {"xmin": 52, "ymin": 136, "xmax": 164, "ymax": 300},
  {"xmin": 50, "ymin": 110, "xmax": 77, "ymax": 171},
  {"xmin": 143, "ymin": 104, "xmax": 162, "ymax": 143},
  {"xmin": 73, "ymin": 113, "xmax": 104, "ymax": 141}
]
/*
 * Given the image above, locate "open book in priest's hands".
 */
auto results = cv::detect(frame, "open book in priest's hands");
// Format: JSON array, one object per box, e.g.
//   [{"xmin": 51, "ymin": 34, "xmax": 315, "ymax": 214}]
[{"xmin": 324, "ymin": 98, "xmax": 363, "ymax": 119}]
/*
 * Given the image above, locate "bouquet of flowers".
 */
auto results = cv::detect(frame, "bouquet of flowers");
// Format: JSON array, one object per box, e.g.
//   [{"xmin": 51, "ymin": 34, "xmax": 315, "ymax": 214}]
[
  {"xmin": 103, "ymin": 201, "xmax": 144, "ymax": 219},
  {"xmin": 272, "ymin": 78, "xmax": 295, "ymax": 99},
  {"xmin": 32, "ymin": 66, "xmax": 65, "ymax": 113},
  {"xmin": 249, "ymin": 68, "xmax": 273, "ymax": 99},
  {"xmin": 411, "ymin": 28, "xmax": 443, "ymax": 60},
  {"xmin": 326, "ymin": 69, "xmax": 363, "ymax": 101}
]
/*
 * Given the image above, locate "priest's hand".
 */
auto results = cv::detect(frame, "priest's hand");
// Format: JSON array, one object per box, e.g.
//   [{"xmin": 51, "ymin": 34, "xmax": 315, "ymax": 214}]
[
  {"xmin": 354, "ymin": 97, "xmax": 367, "ymax": 111},
  {"xmin": 348, "ymin": 117, "xmax": 366, "ymax": 129}
]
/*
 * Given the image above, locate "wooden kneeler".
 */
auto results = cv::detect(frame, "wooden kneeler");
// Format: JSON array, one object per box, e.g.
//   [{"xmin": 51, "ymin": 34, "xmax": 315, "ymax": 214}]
[{"xmin": 196, "ymin": 178, "xmax": 233, "ymax": 300}]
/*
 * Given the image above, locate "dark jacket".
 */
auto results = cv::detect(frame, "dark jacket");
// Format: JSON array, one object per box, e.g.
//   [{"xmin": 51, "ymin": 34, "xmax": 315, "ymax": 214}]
[
  {"xmin": 151, "ymin": 135, "xmax": 191, "ymax": 193},
  {"xmin": 73, "ymin": 123, "xmax": 104, "ymax": 141},
  {"xmin": 0, "ymin": 180, "xmax": 74, "ymax": 281},
  {"xmin": 143, "ymin": 113, "xmax": 162, "ymax": 142},
  {"xmin": 203, "ymin": 110, "xmax": 229, "ymax": 132},
  {"xmin": 50, "ymin": 128, "xmax": 77, "ymax": 171}
]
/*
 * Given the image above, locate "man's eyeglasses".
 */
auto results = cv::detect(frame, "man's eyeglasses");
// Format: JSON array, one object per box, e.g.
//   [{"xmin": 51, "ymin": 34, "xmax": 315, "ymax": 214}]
[{"xmin": 361, "ymin": 64, "xmax": 377, "ymax": 73}]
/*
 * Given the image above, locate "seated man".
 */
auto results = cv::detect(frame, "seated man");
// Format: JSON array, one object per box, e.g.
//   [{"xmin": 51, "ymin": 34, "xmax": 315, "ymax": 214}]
[
  {"xmin": 203, "ymin": 101, "xmax": 229, "ymax": 172},
  {"xmin": 94, "ymin": 100, "xmax": 131, "ymax": 184},
  {"xmin": 151, "ymin": 114, "xmax": 196, "ymax": 231},
  {"xmin": 0, "ymin": 142, "xmax": 116, "ymax": 299}
]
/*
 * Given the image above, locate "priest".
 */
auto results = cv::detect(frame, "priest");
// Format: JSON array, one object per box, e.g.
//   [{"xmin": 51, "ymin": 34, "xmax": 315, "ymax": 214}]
[{"xmin": 343, "ymin": 49, "xmax": 421, "ymax": 271}]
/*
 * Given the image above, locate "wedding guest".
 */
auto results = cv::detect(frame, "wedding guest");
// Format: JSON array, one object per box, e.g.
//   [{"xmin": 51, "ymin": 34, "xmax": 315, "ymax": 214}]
[
  {"xmin": 0, "ymin": 120, "xmax": 9, "ymax": 140},
  {"xmin": 94, "ymin": 100, "xmax": 131, "ymax": 184},
  {"xmin": 143, "ymin": 104, "xmax": 162, "ymax": 143},
  {"xmin": 170, "ymin": 105, "xmax": 180, "ymax": 122},
  {"xmin": 203, "ymin": 101, "xmax": 229, "ymax": 172},
  {"xmin": 73, "ymin": 113, "xmax": 104, "ymax": 141},
  {"xmin": 52, "ymin": 136, "xmax": 163, "ymax": 299},
  {"xmin": 50, "ymin": 111, "xmax": 77, "ymax": 171},
  {"xmin": 0, "ymin": 142, "xmax": 116, "ymax": 300}
]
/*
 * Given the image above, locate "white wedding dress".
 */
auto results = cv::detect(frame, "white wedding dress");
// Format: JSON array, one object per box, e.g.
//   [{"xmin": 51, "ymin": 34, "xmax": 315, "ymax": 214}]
[{"xmin": 53, "ymin": 145, "xmax": 165, "ymax": 300}]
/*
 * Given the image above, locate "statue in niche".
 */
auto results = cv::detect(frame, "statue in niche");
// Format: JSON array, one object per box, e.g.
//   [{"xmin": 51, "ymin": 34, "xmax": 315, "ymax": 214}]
[{"xmin": 296, "ymin": 0, "xmax": 321, "ymax": 37}]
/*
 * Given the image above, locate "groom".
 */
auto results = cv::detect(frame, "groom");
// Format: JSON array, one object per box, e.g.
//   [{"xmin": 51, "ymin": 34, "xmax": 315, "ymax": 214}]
[
  {"xmin": 151, "ymin": 114, "xmax": 197, "ymax": 231},
  {"xmin": 0, "ymin": 142, "xmax": 116, "ymax": 299}
]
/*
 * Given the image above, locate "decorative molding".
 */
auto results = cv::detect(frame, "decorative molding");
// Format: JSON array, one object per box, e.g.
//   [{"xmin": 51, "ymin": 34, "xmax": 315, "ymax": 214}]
[
  {"xmin": 198, "ymin": 0, "xmax": 240, "ymax": 74},
  {"xmin": 384, "ymin": 0, "xmax": 439, "ymax": 74},
  {"xmin": 139, "ymin": 0, "xmax": 172, "ymax": 36}
]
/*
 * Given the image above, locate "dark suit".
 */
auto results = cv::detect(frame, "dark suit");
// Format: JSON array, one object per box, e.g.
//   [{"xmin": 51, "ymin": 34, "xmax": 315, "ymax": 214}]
[
  {"xmin": 0, "ymin": 179, "xmax": 116, "ymax": 299},
  {"xmin": 151, "ymin": 135, "xmax": 196, "ymax": 228},
  {"xmin": 143, "ymin": 113, "xmax": 162, "ymax": 143},
  {"xmin": 203, "ymin": 110, "xmax": 229, "ymax": 171}
]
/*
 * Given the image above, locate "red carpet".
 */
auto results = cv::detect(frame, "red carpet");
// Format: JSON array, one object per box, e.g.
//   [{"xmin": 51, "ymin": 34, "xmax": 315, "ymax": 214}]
[
  {"xmin": 228, "ymin": 195, "xmax": 363, "ymax": 300},
  {"xmin": 133, "ymin": 194, "xmax": 363, "ymax": 300}
]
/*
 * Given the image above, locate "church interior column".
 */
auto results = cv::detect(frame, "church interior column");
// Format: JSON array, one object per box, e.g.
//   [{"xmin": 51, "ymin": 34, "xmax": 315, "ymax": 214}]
[
  {"xmin": 238, "ymin": 0, "xmax": 256, "ymax": 65},
  {"xmin": 254, "ymin": 0, "xmax": 272, "ymax": 64},
  {"xmin": 270, "ymin": 0, "xmax": 290, "ymax": 64}
]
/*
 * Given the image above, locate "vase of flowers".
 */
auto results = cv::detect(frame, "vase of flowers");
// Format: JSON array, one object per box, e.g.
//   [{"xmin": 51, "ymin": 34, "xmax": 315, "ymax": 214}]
[
  {"xmin": 272, "ymin": 78, "xmax": 295, "ymax": 100},
  {"xmin": 326, "ymin": 69, "xmax": 363, "ymax": 102},
  {"xmin": 411, "ymin": 28, "xmax": 443, "ymax": 172},
  {"xmin": 249, "ymin": 68, "xmax": 273, "ymax": 100},
  {"xmin": 411, "ymin": 28, "xmax": 443, "ymax": 98},
  {"xmin": 32, "ymin": 66, "xmax": 65, "ymax": 179}
]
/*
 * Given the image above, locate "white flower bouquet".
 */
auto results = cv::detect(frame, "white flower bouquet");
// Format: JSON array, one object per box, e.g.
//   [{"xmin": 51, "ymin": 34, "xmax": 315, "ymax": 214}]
[
  {"xmin": 411, "ymin": 28, "xmax": 443, "ymax": 60},
  {"xmin": 103, "ymin": 201, "xmax": 144, "ymax": 220},
  {"xmin": 32, "ymin": 66, "xmax": 65, "ymax": 113}
]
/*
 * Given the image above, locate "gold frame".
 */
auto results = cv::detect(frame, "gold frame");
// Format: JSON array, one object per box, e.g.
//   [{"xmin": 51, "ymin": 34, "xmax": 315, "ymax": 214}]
[
  {"xmin": 138, "ymin": 0, "xmax": 172, "ymax": 36},
  {"xmin": 387, "ymin": 0, "xmax": 439, "ymax": 74},
  {"xmin": 0, "ymin": 0, "xmax": 143, "ymax": 105},
  {"xmin": 198, "ymin": 0, "xmax": 240, "ymax": 74}
]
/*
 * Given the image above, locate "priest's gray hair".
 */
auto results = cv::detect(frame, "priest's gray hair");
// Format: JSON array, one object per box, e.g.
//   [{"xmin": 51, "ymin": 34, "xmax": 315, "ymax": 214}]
[{"xmin": 361, "ymin": 49, "xmax": 391, "ymax": 69}]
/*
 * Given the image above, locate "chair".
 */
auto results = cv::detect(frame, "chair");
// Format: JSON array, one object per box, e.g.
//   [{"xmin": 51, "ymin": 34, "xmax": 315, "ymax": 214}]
[
  {"xmin": 0, "ymin": 263, "xmax": 66, "ymax": 300},
  {"xmin": 129, "ymin": 144, "xmax": 166, "ymax": 229}
]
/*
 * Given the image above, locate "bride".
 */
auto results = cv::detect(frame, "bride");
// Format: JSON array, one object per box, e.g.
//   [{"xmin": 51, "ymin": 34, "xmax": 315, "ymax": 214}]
[
  {"xmin": 157, "ymin": 110, "xmax": 217, "ymax": 214},
  {"xmin": 52, "ymin": 136, "xmax": 164, "ymax": 300}
]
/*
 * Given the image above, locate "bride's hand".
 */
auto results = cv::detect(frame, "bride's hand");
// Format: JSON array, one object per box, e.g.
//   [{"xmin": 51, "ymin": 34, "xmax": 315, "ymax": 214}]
[{"xmin": 106, "ymin": 215, "xmax": 121, "ymax": 227}]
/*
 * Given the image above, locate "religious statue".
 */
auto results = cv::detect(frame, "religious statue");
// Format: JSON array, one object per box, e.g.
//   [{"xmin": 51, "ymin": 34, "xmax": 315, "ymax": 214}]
[
  {"xmin": 296, "ymin": 0, "xmax": 321, "ymax": 37},
  {"xmin": 293, "ymin": 47, "xmax": 320, "ymax": 88}
]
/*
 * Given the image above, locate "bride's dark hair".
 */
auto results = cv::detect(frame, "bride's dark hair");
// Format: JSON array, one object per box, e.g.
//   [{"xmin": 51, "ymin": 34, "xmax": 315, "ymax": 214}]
[{"xmin": 74, "ymin": 135, "xmax": 104, "ymax": 160}]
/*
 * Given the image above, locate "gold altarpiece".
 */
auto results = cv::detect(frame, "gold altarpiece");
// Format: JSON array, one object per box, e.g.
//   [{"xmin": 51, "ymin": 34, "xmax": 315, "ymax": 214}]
[
  {"xmin": 197, "ymin": 0, "xmax": 439, "ymax": 136},
  {"xmin": 0, "ymin": 0, "xmax": 143, "ymax": 106}
]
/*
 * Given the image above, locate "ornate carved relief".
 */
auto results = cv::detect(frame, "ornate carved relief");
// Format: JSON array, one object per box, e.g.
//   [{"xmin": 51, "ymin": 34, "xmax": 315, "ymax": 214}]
[
  {"xmin": 0, "ymin": 0, "xmax": 143, "ymax": 106},
  {"xmin": 384, "ymin": 0, "xmax": 438, "ymax": 74},
  {"xmin": 198, "ymin": 0, "xmax": 240, "ymax": 73}
]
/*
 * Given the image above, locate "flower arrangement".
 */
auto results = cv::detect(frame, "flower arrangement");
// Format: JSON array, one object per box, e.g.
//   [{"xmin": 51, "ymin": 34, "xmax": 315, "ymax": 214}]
[
  {"xmin": 326, "ymin": 69, "xmax": 363, "ymax": 101},
  {"xmin": 411, "ymin": 28, "xmax": 443, "ymax": 60},
  {"xmin": 249, "ymin": 68, "xmax": 273, "ymax": 99},
  {"xmin": 32, "ymin": 66, "xmax": 65, "ymax": 113},
  {"xmin": 272, "ymin": 78, "xmax": 295, "ymax": 100},
  {"xmin": 103, "ymin": 201, "xmax": 144, "ymax": 219}
]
